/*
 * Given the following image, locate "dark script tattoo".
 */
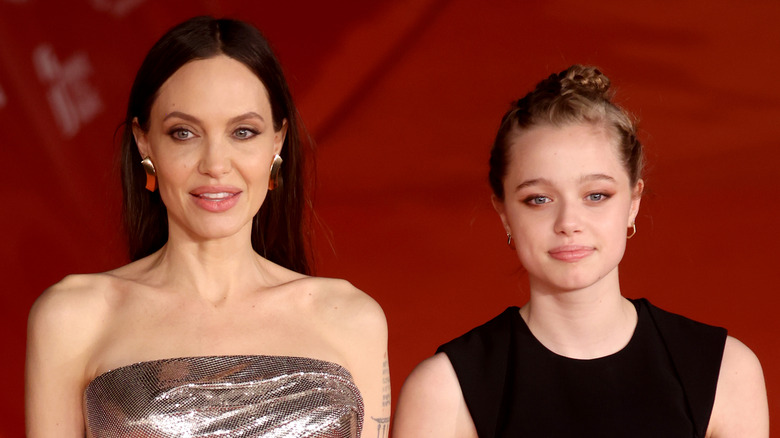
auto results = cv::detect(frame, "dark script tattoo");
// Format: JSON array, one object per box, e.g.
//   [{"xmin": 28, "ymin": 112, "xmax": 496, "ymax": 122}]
[
  {"xmin": 371, "ymin": 416, "xmax": 390, "ymax": 438},
  {"xmin": 382, "ymin": 353, "xmax": 391, "ymax": 408}
]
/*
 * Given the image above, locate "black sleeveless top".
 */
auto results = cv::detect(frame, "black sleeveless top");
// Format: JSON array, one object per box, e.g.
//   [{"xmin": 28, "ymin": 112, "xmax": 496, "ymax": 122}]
[{"xmin": 437, "ymin": 299, "xmax": 727, "ymax": 438}]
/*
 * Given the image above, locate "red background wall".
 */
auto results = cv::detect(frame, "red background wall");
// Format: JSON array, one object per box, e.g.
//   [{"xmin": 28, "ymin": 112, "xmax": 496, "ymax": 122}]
[{"xmin": 1, "ymin": 0, "xmax": 778, "ymax": 435}]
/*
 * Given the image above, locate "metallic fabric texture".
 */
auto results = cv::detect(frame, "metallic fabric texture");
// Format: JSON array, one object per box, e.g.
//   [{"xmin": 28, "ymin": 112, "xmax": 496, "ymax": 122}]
[{"xmin": 84, "ymin": 355, "xmax": 364, "ymax": 437}]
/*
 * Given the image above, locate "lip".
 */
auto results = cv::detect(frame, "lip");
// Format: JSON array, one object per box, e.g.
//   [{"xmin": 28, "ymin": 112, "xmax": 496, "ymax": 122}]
[
  {"xmin": 548, "ymin": 245, "xmax": 595, "ymax": 262},
  {"xmin": 190, "ymin": 186, "xmax": 242, "ymax": 212}
]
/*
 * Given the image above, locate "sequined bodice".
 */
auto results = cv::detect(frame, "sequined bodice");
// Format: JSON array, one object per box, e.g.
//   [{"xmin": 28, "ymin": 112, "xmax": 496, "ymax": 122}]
[{"xmin": 84, "ymin": 355, "xmax": 364, "ymax": 437}]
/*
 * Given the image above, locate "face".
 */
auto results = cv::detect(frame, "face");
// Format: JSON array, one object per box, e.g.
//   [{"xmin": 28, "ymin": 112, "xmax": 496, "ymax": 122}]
[
  {"xmin": 493, "ymin": 122, "xmax": 642, "ymax": 294},
  {"xmin": 133, "ymin": 55, "xmax": 286, "ymax": 242}
]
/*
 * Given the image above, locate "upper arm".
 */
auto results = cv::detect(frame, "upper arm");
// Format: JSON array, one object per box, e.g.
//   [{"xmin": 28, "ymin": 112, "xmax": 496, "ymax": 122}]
[
  {"xmin": 26, "ymin": 277, "xmax": 100, "ymax": 437},
  {"xmin": 323, "ymin": 282, "xmax": 390, "ymax": 438},
  {"xmin": 352, "ymin": 299, "xmax": 390, "ymax": 438},
  {"xmin": 706, "ymin": 335, "xmax": 768, "ymax": 438},
  {"xmin": 393, "ymin": 353, "xmax": 478, "ymax": 438}
]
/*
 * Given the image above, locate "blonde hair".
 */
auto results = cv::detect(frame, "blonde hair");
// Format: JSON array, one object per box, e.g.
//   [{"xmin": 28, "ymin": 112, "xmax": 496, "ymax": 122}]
[{"xmin": 489, "ymin": 65, "xmax": 644, "ymax": 199}]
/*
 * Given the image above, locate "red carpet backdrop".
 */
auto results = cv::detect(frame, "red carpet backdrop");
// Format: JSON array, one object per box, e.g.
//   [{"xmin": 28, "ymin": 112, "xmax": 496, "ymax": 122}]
[{"xmin": 1, "ymin": 0, "xmax": 778, "ymax": 435}]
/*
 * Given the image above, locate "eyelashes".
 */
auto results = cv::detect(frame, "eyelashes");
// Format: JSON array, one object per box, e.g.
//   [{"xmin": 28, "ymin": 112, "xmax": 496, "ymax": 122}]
[
  {"xmin": 168, "ymin": 127, "xmax": 194, "ymax": 140},
  {"xmin": 166, "ymin": 127, "xmax": 262, "ymax": 141},
  {"xmin": 233, "ymin": 127, "xmax": 259, "ymax": 140},
  {"xmin": 521, "ymin": 192, "xmax": 613, "ymax": 206},
  {"xmin": 523, "ymin": 195, "xmax": 551, "ymax": 205},
  {"xmin": 586, "ymin": 193, "xmax": 611, "ymax": 202}
]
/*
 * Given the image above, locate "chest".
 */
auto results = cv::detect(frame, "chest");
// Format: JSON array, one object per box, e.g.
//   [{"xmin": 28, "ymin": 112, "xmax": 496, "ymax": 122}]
[
  {"xmin": 500, "ymin": 316, "xmax": 694, "ymax": 437},
  {"xmin": 84, "ymin": 356, "xmax": 363, "ymax": 438},
  {"xmin": 89, "ymin": 292, "xmax": 340, "ymax": 380}
]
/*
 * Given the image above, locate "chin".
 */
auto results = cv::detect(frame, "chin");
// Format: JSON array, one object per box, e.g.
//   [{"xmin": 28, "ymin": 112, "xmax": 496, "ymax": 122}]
[
  {"xmin": 556, "ymin": 281, "xmax": 600, "ymax": 293},
  {"xmin": 552, "ymin": 267, "xmax": 619, "ymax": 293},
  {"xmin": 191, "ymin": 221, "xmax": 250, "ymax": 241},
  {"xmin": 533, "ymin": 270, "xmax": 607, "ymax": 294}
]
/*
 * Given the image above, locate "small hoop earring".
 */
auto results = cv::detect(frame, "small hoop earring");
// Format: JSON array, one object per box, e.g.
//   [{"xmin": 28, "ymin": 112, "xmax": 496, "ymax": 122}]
[
  {"xmin": 627, "ymin": 222, "xmax": 637, "ymax": 239},
  {"xmin": 268, "ymin": 154, "xmax": 283, "ymax": 191},
  {"xmin": 140, "ymin": 156, "xmax": 157, "ymax": 192},
  {"xmin": 506, "ymin": 233, "xmax": 512, "ymax": 246}
]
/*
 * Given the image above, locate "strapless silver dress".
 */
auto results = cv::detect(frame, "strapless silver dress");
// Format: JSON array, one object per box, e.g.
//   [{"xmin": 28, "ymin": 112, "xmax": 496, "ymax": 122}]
[{"xmin": 84, "ymin": 355, "xmax": 364, "ymax": 437}]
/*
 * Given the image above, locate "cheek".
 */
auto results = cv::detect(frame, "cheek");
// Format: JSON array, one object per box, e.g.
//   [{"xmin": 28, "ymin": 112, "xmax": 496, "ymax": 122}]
[
  {"xmin": 155, "ymin": 160, "xmax": 193, "ymax": 188},
  {"xmin": 609, "ymin": 203, "xmax": 633, "ymax": 233},
  {"xmin": 599, "ymin": 210, "xmax": 631, "ymax": 257},
  {"xmin": 514, "ymin": 245, "xmax": 535, "ymax": 269},
  {"xmin": 155, "ymin": 171, "xmax": 186, "ymax": 209},
  {"xmin": 508, "ymin": 215, "xmax": 545, "ymax": 263},
  {"xmin": 507, "ymin": 207, "xmax": 548, "ymax": 237},
  {"xmin": 242, "ymin": 156, "xmax": 272, "ymax": 183},
  {"xmin": 152, "ymin": 155, "xmax": 199, "ymax": 209}
]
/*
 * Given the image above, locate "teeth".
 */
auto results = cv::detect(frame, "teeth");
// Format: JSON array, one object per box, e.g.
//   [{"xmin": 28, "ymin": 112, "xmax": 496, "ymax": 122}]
[{"xmin": 200, "ymin": 192, "xmax": 231, "ymax": 200}]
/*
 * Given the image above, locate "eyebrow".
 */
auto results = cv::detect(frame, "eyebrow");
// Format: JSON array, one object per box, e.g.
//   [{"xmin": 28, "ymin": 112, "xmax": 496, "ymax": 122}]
[
  {"xmin": 228, "ymin": 112, "xmax": 265, "ymax": 125},
  {"xmin": 162, "ymin": 111, "xmax": 265, "ymax": 124},
  {"xmin": 581, "ymin": 173, "xmax": 616, "ymax": 183},
  {"xmin": 513, "ymin": 178, "xmax": 551, "ymax": 193},
  {"xmin": 513, "ymin": 173, "xmax": 616, "ymax": 192},
  {"xmin": 163, "ymin": 111, "xmax": 200, "ymax": 124}
]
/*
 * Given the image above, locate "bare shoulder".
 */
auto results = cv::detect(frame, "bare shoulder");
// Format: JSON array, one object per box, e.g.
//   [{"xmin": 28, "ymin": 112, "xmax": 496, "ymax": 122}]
[
  {"xmin": 27, "ymin": 273, "xmax": 118, "ymax": 368},
  {"xmin": 706, "ymin": 335, "xmax": 768, "ymax": 438},
  {"xmin": 29, "ymin": 273, "xmax": 114, "ymax": 338},
  {"xmin": 394, "ymin": 353, "xmax": 477, "ymax": 438},
  {"xmin": 720, "ymin": 336, "xmax": 764, "ymax": 374},
  {"xmin": 26, "ymin": 273, "xmax": 118, "ymax": 436},
  {"xmin": 289, "ymin": 277, "xmax": 391, "ymax": 433},
  {"xmin": 296, "ymin": 276, "xmax": 386, "ymax": 333},
  {"xmin": 400, "ymin": 353, "xmax": 461, "ymax": 398}
]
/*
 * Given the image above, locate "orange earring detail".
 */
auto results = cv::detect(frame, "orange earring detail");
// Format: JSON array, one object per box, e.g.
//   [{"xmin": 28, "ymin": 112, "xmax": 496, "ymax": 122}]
[
  {"xmin": 141, "ymin": 156, "xmax": 157, "ymax": 192},
  {"xmin": 268, "ymin": 154, "xmax": 283, "ymax": 191},
  {"xmin": 627, "ymin": 222, "xmax": 637, "ymax": 239}
]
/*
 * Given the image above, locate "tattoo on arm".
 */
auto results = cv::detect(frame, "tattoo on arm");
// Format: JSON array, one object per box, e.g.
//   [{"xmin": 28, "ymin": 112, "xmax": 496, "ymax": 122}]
[
  {"xmin": 371, "ymin": 353, "xmax": 391, "ymax": 438},
  {"xmin": 371, "ymin": 416, "xmax": 390, "ymax": 438},
  {"xmin": 382, "ymin": 353, "xmax": 390, "ymax": 409}
]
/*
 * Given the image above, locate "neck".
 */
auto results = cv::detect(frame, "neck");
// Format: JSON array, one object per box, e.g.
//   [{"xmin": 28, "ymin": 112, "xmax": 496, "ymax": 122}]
[
  {"xmin": 522, "ymin": 268, "xmax": 637, "ymax": 359},
  {"xmin": 143, "ymin": 223, "xmax": 274, "ymax": 303}
]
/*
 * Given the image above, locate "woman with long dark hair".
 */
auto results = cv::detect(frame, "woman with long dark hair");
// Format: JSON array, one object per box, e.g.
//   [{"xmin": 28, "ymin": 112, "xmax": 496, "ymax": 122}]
[
  {"xmin": 26, "ymin": 16, "xmax": 388, "ymax": 437},
  {"xmin": 393, "ymin": 65, "xmax": 767, "ymax": 437}
]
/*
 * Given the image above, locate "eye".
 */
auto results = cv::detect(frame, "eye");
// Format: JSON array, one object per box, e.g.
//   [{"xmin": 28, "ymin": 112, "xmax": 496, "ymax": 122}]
[
  {"xmin": 234, "ymin": 127, "xmax": 259, "ymax": 140},
  {"xmin": 586, "ymin": 193, "xmax": 610, "ymax": 202},
  {"xmin": 169, "ymin": 128, "xmax": 194, "ymax": 140},
  {"xmin": 524, "ymin": 195, "xmax": 551, "ymax": 205}
]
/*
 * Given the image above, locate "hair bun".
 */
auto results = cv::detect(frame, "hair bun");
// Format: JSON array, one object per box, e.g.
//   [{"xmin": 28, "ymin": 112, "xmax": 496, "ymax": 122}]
[{"xmin": 560, "ymin": 64, "xmax": 610, "ymax": 96}]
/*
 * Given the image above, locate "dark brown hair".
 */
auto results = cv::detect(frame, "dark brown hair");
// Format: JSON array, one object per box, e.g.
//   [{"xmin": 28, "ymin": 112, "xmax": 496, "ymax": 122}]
[
  {"xmin": 489, "ymin": 64, "xmax": 644, "ymax": 200},
  {"xmin": 121, "ymin": 16, "xmax": 312, "ymax": 274}
]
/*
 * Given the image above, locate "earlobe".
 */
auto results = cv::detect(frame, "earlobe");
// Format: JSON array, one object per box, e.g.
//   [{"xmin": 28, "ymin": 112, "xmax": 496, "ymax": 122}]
[
  {"xmin": 491, "ymin": 195, "xmax": 511, "ymax": 234},
  {"xmin": 132, "ymin": 118, "xmax": 150, "ymax": 158},
  {"xmin": 629, "ymin": 179, "xmax": 644, "ymax": 225},
  {"xmin": 633, "ymin": 179, "xmax": 645, "ymax": 199},
  {"xmin": 274, "ymin": 119, "xmax": 288, "ymax": 155}
]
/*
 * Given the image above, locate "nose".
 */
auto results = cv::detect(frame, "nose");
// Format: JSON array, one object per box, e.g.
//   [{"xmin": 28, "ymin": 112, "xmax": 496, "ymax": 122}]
[
  {"xmin": 553, "ymin": 199, "xmax": 582, "ymax": 236},
  {"xmin": 198, "ymin": 136, "xmax": 232, "ymax": 178}
]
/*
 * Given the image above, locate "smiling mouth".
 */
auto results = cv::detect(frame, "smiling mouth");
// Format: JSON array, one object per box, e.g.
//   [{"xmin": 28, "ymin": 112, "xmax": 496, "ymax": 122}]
[
  {"xmin": 190, "ymin": 189, "xmax": 242, "ymax": 212},
  {"xmin": 196, "ymin": 192, "xmax": 236, "ymax": 200}
]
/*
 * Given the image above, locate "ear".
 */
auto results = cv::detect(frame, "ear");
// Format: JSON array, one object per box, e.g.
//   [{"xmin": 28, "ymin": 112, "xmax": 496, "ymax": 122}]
[
  {"xmin": 132, "ymin": 118, "xmax": 151, "ymax": 158},
  {"xmin": 273, "ymin": 119, "xmax": 288, "ymax": 155},
  {"xmin": 491, "ymin": 194, "xmax": 511, "ymax": 235},
  {"xmin": 628, "ymin": 179, "xmax": 644, "ymax": 226}
]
